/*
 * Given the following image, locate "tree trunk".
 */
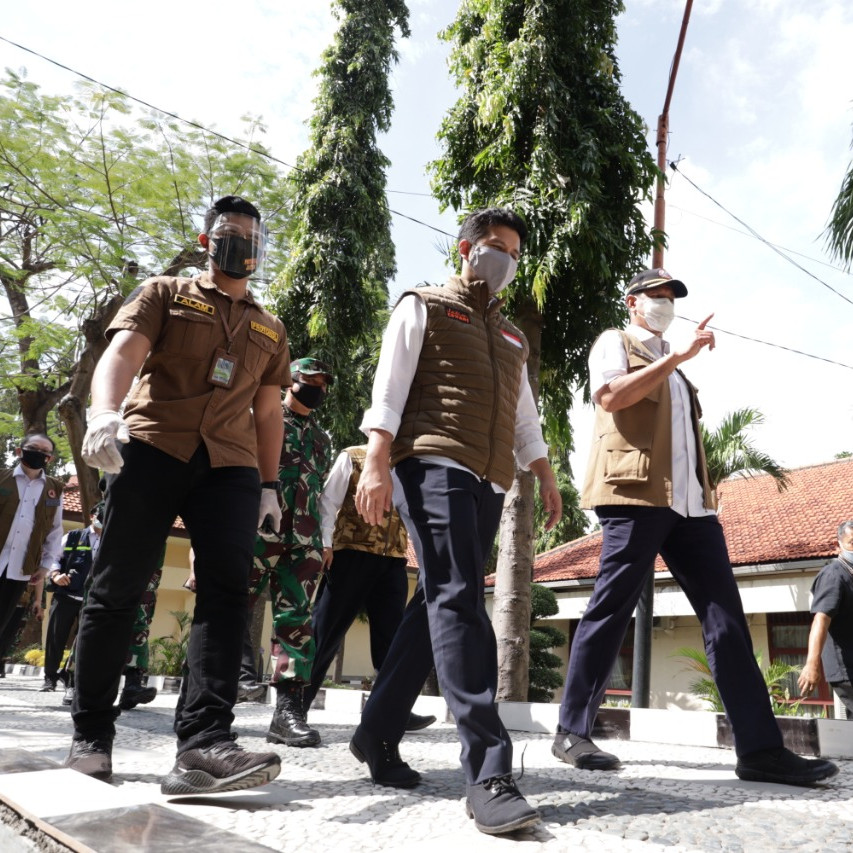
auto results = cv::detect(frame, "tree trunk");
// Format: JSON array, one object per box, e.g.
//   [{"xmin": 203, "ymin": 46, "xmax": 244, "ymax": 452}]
[
  {"xmin": 493, "ymin": 295, "xmax": 543, "ymax": 702},
  {"xmin": 58, "ymin": 291, "xmax": 126, "ymax": 514}
]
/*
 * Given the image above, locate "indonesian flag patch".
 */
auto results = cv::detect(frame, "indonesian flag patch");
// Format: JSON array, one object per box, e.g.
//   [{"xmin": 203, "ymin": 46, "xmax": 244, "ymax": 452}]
[{"xmin": 501, "ymin": 330, "xmax": 523, "ymax": 348}]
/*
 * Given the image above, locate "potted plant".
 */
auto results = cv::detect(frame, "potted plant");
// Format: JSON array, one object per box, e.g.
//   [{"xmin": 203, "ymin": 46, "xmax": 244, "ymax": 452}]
[{"xmin": 149, "ymin": 610, "xmax": 191, "ymax": 692}]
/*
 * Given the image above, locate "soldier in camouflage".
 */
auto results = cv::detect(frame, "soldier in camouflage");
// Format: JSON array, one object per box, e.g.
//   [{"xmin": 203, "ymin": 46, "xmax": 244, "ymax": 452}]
[{"xmin": 246, "ymin": 357, "xmax": 334, "ymax": 747}]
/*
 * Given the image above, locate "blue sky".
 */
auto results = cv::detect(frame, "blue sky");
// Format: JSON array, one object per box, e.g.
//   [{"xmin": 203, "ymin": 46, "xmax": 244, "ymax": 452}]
[{"xmin": 3, "ymin": 0, "xmax": 853, "ymax": 483}]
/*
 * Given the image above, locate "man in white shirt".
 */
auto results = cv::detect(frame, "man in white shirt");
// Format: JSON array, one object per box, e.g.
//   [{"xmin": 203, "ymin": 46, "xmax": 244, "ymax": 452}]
[
  {"xmin": 352, "ymin": 208, "xmax": 562, "ymax": 836},
  {"xmin": 554, "ymin": 268, "xmax": 838, "ymax": 787},
  {"xmin": 305, "ymin": 445, "xmax": 435, "ymax": 732},
  {"xmin": 0, "ymin": 433, "xmax": 64, "ymax": 642}
]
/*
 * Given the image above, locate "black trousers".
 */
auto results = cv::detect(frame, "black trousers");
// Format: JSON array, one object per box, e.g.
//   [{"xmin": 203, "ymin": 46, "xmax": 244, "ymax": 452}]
[
  {"xmin": 360, "ymin": 458, "xmax": 510, "ymax": 784},
  {"xmin": 43, "ymin": 594, "xmax": 82, "ymax": 680},
  {"xmin": 304, "ymin": 548, "xmax": 408, "ymax": 708},
  {"xmin": 0, "ymin": 575, "xmax": 28, "ymax": 641},
  {"xmin": 830, "ymin": 681, "xmax": 853, "ymax": 720},
  {"xmin": 558, "ymin": 506, "xmax": 783, "ymax": 757},
  {"xmin": 73, "ymin": 439, "xmax": 259, "ymax": 753}
]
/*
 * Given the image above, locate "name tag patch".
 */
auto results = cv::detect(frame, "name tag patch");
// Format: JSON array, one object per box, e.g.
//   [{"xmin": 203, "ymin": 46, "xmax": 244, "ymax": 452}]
[
  {"xmin": 501, "ymin": 330, "xmax": 523, "ymax": 348},
  {"xmin": 174, "ymin": 294, "xmax": 215, "ymax": 315},
  {"xmin": 445, "ymin": 307, "xmax": 470, "ymax": 324},
  {"xmin": 250, "ymin": 321, "xmax": 279, "ymax": 343}
]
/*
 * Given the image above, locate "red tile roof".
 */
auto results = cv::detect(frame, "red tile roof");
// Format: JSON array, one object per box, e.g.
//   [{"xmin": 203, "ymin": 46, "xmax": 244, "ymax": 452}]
[
  {"xmin": 61, "ymin": 476, "xmax": 187, "ymax": 533},
  {"xmin": 488, "ymin": 458, "xmax": 853, "ymax": 587}
]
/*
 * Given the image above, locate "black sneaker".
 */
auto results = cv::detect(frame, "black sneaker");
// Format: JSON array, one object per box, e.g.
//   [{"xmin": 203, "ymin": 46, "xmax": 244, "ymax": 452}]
[
  {"xmin": 161, "ymin": 739, "xmax": 281, "ymax": 795},
  {"xmin": 118, "ymin": 684, "xmax": 158, "ymax": 710},
  {"xmin": 65, "ymin": 735, "xmax": 113, "ymax": 780},
  {"xmin": 735, "ymin": 747, "xmax": 838, "ymax": 786},
  {"xmin": 465, "ymin": 774, "xmax": 540, "ymax": 835},
  {"xmin": 39, "ymin": 677, "xmax": 57, "ymax": 692}
]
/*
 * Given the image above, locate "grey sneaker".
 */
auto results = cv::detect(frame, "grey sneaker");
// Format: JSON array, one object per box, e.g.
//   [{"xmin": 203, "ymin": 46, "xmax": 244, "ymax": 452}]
[
  {"xmin": 65, "ymin": 735, "xmax": 113, "ymax": 780},
  {"xmin": 161, "ymin": 739, "xmax": 281, "ymax": 795}
]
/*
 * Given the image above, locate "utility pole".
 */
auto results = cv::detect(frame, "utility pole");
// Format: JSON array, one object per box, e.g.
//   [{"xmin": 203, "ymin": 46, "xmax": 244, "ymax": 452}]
[{"xmin": 632, "ymin": 0, "xmax": 694, "ymax": 710}]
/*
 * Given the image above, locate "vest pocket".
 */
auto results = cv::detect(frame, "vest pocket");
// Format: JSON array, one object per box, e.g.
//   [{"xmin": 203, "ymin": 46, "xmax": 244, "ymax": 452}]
[{"xmin": 603, "ymin": 446, "xmax": 651, "ymax": 484}]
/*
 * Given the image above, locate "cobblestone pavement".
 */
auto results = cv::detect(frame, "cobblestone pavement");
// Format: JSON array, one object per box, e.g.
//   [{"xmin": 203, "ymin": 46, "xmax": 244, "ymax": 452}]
[{"xmin": 0, "ymin": 672, "xmax": 851, "ymax": 852}]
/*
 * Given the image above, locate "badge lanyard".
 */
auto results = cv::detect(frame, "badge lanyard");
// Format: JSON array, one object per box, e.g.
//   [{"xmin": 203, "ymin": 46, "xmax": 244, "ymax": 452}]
[{"xmin": 208, "ymin": 304, "xmax": 250, "ymax": 389}]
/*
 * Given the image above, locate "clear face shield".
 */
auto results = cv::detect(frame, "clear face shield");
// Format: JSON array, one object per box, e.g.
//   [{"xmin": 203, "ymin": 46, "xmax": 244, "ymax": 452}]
[{"xmin": 206, "ymin": 212, "xmax": 268, "ymax": 280}]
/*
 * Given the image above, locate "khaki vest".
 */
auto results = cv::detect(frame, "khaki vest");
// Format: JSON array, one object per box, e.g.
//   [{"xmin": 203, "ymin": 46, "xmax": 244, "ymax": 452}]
[
  {"xmin": 581, "ymin": 331, "xmax": 716, "ymax": 510},
  {"xmin": 0, "ymin": 469, "xmax": 64, "ymax": 576},
  {"xmin": 391, "ymin": 277, "xmax": 529, "ymax": 491},
  {"xmin": 332, "ymin": 447, "xmax": 408, "ymax": 558}
]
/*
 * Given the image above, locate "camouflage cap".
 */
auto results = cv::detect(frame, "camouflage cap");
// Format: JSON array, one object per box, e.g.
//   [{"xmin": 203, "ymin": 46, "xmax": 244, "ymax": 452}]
[{"xmin": 292, "ymin": 357, "xmax": 335, "ymax": 386}]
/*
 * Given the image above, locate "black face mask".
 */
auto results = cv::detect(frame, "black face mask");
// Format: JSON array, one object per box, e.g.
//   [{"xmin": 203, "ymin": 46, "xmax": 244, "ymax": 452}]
[
  {"xmin": 291, "ymin": 382, "xmax": 326, "ymax": 410},
  {"xmin": 210, "ymin": 235, "xmax": 260, "ymax": 280},
  {"xmin": 21, "ymin": 448, "xmax": 50, "ymax": 470}
]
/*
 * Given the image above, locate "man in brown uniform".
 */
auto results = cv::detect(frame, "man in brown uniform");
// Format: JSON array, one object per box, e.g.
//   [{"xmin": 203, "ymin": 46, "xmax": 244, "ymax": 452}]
[{"xmin": 68, "ymin": 196, "xmax": 291, "ymax": 795}]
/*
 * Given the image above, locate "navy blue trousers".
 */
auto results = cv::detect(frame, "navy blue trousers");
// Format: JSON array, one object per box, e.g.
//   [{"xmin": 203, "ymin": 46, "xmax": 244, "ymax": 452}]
[
  {"xmin": 558, "ymin": 506, "xmax": 782, "ymax": 757},
  {"xmin": 305, "ymin": 548, "xmax": 408, "ymax": 708},
  {"xmin": 360, "ymin": 458, "xmax": 510, "ymax": 784}
]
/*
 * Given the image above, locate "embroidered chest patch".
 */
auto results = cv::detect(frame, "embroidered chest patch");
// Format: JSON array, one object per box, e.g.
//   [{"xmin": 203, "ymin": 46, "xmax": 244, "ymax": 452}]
[
  {"xmin": 445, "ymin": 307, "xmax": 471, "ymax": 324},
  {"xmin": 174, "ymin": 294, "xmax": 215, "ymax": 315},
  {"xmin": 501, "ymin": 330, "xmax": 523, "ymax": 348},
  {"xmin": 250, "ymin": 321, "xmax": 280, "ymax": 343}
]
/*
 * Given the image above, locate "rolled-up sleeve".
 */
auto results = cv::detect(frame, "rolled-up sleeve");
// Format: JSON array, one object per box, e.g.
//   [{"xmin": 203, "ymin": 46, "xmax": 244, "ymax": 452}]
[
  {"xmin": 588, "ymin": 329, "xmax": 629, "ymax": 404},
  {"xmin": 360, "ymin": 295, "xmax": 425, "ymax": 438},
  {"xmin": 514, "ymin": 366, "xmax": 549, "ymax": 470}
]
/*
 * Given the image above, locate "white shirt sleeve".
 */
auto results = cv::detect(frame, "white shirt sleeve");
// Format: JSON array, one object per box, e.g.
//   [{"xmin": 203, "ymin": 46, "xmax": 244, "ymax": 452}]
[
  {"xmin": 514, "ymin": 366, "xmax": 549, "ymax": 470},
  {"xmin": 39, "ymin": 493, "xmax": 65, "ymax": 572},
  {"xmin": 319, "ymin": 451, "xmax": 354, "ymax": 548},
  {"xmin": 588, "ymin": 329, "xmax": 629, "ymax": 404},
  {"xmin": 360, "ymin": 295, "xmax": 426, "ymax": 438}
]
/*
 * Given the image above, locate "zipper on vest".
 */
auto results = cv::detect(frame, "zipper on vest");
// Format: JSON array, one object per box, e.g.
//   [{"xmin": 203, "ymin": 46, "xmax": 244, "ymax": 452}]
[{"xmin": 484, "ymin": 309, "xmax": 498, "ymax": 479}]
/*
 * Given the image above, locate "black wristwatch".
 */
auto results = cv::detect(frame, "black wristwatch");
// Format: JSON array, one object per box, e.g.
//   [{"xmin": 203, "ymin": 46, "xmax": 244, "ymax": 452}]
[{"xmin": 261, "ymin": 480, "xmax": 282, "ymax": 494}]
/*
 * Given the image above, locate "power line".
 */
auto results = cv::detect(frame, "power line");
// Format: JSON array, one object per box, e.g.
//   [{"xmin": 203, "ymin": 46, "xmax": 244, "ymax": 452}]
[
  {"xmin": 2, "ymin": 34, "xmax": 851, "ymax": 375},
  {"xmin": 670, "ymin": 162, "xmax": 853, "ymax": 307},
  {"xmin": 0, "ymin": 34, "xmax": 455, "ymax": 239},
  {"xmin": 668, "ymin": 203, "xmax": 853, "ymax": 276},
  {"xmin": 678, "ymin": 315, "xmax": 853, "ymax": 371}
]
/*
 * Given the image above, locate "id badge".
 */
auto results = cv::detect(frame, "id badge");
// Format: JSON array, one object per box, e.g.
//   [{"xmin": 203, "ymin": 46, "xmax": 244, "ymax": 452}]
[{"xmin": 208, "ymin": 348, "xmax": 239, "ymax": 388}]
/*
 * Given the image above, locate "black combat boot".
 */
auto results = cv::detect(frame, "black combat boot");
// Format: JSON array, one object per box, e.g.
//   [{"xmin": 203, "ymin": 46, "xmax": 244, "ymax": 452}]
[
  {"xmin": 266, "ymin": 683, "xmax": 321, "ymax": 748},
  {"xmin": 119, "ymin": 667, "xmax": 158, "ymax": 710}
]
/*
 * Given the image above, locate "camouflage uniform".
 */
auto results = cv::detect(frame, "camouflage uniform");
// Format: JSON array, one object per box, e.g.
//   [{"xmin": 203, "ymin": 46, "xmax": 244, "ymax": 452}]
[
  {"xmin": 124, "ymin": 563, "xmax": 163, "ymax": 672},
  {"xmin": 249, "ymin": 406, "xmax": 331, "ymax": 684}
]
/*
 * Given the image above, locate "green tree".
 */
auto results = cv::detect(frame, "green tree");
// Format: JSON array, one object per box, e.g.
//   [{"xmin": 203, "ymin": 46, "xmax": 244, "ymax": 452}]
[
  {"xmin": 825, "ymin": 141, "xmax": 853, "ymax": 267},
  {"xmin": 0, "ymin": 71, "xmax": 290, "ymax": 510},
  {"xmin": 700, "ymin": 408, "xmax": 790, "ymax": 493},
  {"xmin": 272, "ymin": 0, "xmax": 410, "ymax": 448},
  {"xmin": 430, "ymin": 0, "xmax": 656, "ymax": 700},
  {"xmin": 527, "ymin": 583, "xmax": 567, "ymax": 703},
  {"xmin": 675, "ymin": 647, "xmax": 804, "ymax": 717}
]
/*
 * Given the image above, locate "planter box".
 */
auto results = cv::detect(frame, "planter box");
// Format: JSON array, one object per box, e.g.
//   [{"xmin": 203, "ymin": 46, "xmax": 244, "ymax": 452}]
[{"xmin": 717, "ymin": 714, "xmax": 819, "ymax": 756}]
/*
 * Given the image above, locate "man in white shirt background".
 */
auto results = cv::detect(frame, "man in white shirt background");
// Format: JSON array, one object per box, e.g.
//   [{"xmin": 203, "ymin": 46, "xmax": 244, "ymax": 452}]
[
  {"xmin": 553, "ymin": 268, "xmax": 837, "ymax": 787},
  {"xmin": 0, "ymin": 433, "xmax": 64, "ymax": 645}
]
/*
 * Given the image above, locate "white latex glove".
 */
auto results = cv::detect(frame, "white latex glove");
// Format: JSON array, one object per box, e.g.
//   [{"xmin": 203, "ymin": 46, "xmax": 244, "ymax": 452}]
[
  {"xmin": 82, "ymin": 411, "xmax": 130, "ymax": 473},
  {"xmin": 258, "ymin": 487, "xmax": 282, "ymax": 540}
]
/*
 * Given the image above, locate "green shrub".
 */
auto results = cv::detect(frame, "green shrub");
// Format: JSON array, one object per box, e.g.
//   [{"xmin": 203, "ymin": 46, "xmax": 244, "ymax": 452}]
[{"xmin": 149, "ymin": 611, "xmax": 191, "ymax": 677}]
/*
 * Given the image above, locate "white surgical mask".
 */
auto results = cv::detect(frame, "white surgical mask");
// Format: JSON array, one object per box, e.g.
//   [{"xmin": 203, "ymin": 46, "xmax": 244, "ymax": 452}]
[
  {"xmin": 841, "ymin": 548, "xmax": 853, "ymax": 565},
  {"xmin": 468, "ymin": 245, "xmax": 518, "ymax": 294},
  {"xmin": 637, "ymin": 295, "xmax": 675, "ymax": 333}
]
